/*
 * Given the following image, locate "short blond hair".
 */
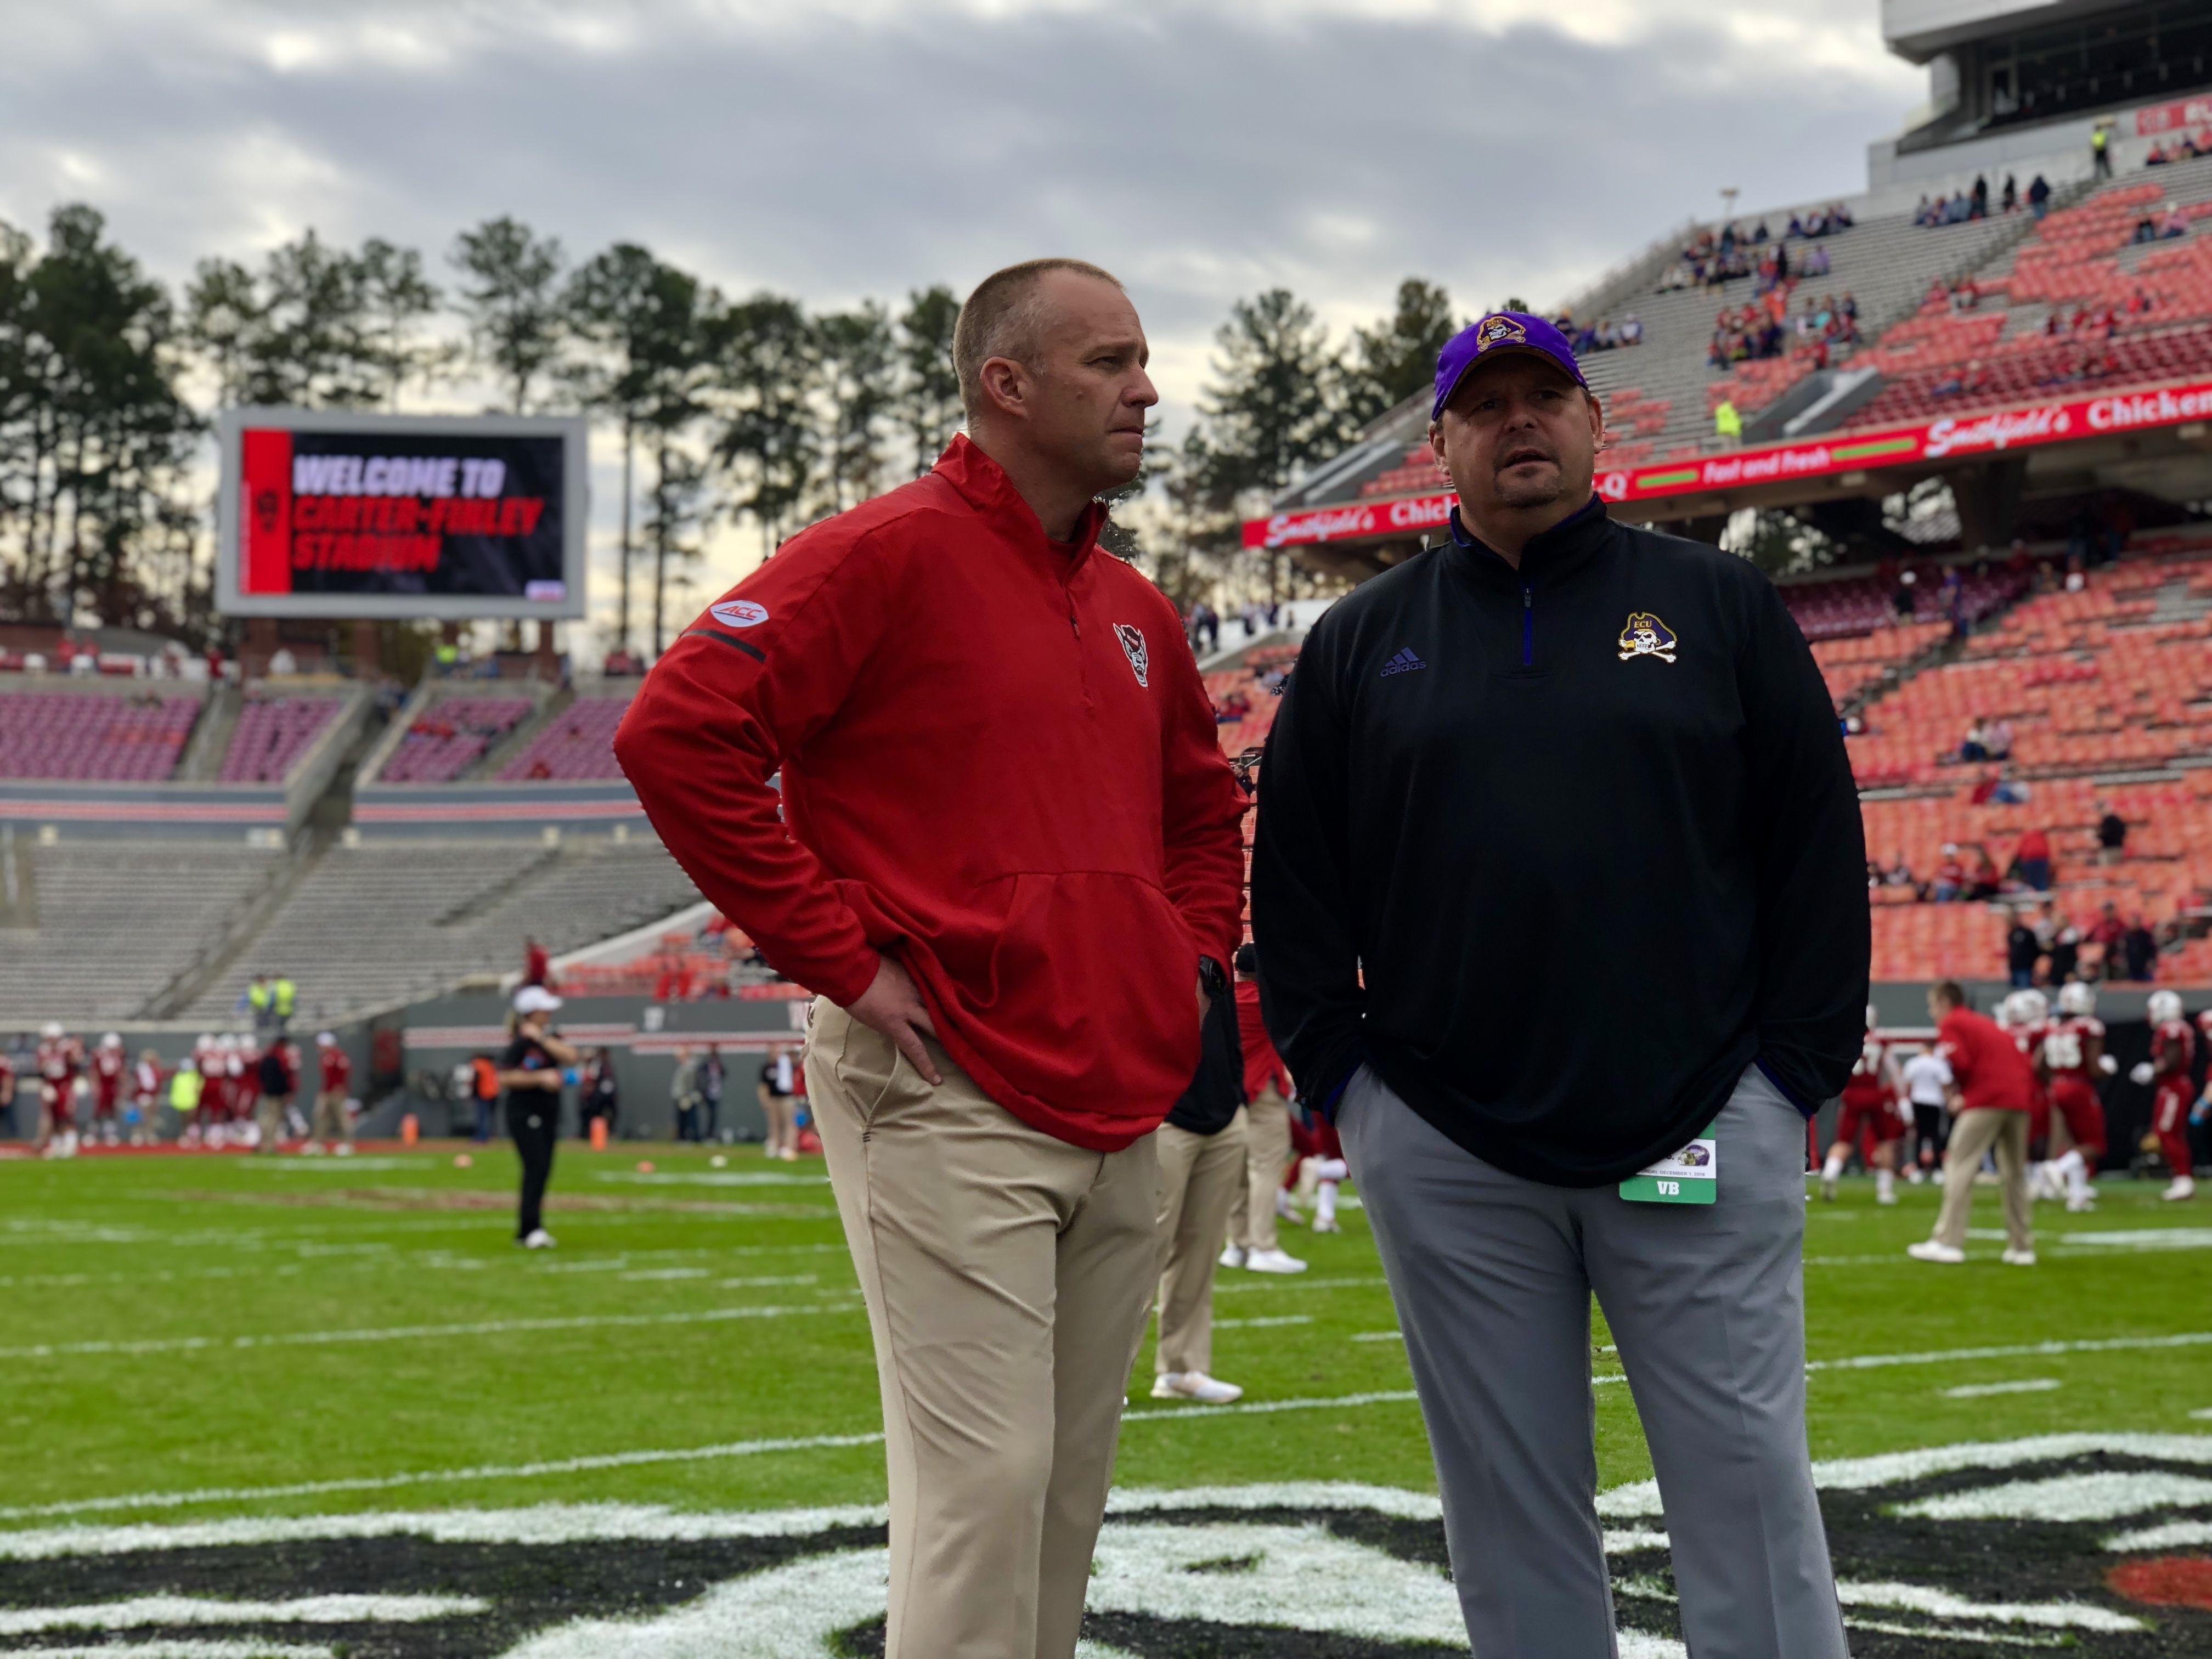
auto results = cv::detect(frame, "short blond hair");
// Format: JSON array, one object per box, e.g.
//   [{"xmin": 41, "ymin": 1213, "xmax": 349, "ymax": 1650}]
[{"xmin": 952, "ymin": 258, "xmax": 1124, "ymax": 417}]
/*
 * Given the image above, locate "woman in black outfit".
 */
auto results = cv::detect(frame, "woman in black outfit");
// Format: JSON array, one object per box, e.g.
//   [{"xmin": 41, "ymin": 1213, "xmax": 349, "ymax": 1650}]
[{"xmin": 503, "ymin": 988, "xmax": 578, "ymax": 1249}]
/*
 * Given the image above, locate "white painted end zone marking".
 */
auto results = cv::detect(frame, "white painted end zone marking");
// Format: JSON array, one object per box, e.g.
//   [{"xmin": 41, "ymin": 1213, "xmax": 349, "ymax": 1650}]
[
  {"xmin": 2, "ymin": 1644, "xmax": 336, "ymax": 1659},
  {"xmin": 1834, "ymin": 1581, "xmax": 2142, "ymax": 1632},
  {"xmin": 0, "ymin": 1594, "xmax": 486, "ymax": 1634},
  {"xmin": 1942, "ymin": 1378, "xmax": 2062, "ymax": 1399},
  {"xmin": 2105, "ymin": 1517, "xmax": 2212, "ymax": 1551},
  {"xmin": 1895, "ymin": 1470, "xmax": 2212, "ymax": 1523}
]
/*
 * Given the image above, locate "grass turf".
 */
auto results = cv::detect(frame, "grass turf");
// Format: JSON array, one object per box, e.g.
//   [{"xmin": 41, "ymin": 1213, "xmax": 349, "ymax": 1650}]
[{"xmin": 3, "ymin": 1142, "xmax": 2207, "ymax": 1532}]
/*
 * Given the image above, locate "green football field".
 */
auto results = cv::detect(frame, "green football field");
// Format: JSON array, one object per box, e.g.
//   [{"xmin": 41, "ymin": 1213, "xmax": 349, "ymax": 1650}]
[{"xmin": 3, "ymin": 1144, "xmax": 2209, "ymax": 1657}]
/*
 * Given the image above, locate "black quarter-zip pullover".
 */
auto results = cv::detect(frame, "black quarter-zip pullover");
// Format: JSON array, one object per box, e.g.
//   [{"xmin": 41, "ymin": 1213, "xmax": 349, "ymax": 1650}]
[{"xmin": 1250, "ymin": 496, "xmax": 1869, "ymax": 1187}]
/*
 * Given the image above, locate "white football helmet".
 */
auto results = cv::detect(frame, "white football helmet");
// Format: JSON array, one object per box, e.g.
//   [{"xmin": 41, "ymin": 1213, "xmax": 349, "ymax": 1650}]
[
  {"xmin": 2148, "ymin": 989, "xmax": 2184, "ymax": 1025},
  {"xmin": 100, "ymin": 1032, "xmax": 121, "ymax": 1049},
  {"xmin": 40, "ymin": 1021, "xmax": 63, "ymax": 1040},
  {"xmin": 2014, "ymin": 989, "xmax": 2049, "ymax": 1026},
  {"xmin": 1865, "ymin": 1003, "xmax": 1880, "ymax": 1031},
  {"xmin": 2056, "ymin": 981, "xmax": 2096, "ymax": 1018}
]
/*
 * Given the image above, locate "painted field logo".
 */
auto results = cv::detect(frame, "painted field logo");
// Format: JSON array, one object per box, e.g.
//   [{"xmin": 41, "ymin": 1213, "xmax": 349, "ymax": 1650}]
[{"xmin": 1, "ymin": 1441, "xmax": 2204, "ymax": 1656}]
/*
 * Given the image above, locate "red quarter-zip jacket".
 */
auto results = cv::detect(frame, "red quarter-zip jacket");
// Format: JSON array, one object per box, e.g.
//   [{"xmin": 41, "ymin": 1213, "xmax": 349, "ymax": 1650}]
[{"xmin": 614, "ymin": 435, "xmax": 1248, "ymax": 1152}]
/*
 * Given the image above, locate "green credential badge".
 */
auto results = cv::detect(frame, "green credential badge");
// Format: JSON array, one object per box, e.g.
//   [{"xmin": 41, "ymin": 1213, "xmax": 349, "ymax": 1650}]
[{"xmin": 1619, "ymin": 1123, "xmax": 1718, "ymax": 1204}]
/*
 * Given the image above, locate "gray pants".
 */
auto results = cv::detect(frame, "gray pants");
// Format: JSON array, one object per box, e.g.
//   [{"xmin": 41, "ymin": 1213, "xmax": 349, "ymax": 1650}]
[{"xmin": 1338, "ymin": 1063, "xmax": 1846, "ymax": 1659}]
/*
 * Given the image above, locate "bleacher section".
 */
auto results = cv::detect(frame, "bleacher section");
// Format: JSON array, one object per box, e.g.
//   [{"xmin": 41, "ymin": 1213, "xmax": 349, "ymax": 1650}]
[
  {"xmin": 184, "ymin": 837, "xmax": 702, "ymax": 1020},
  {"xmin": 0, "ymin": 844, "xmax": 276, "ymax": 1020},
  {"xmin": 497, "ymin": 696, "xmax": 629, "ymax": 781},
  {"xmin": 218, "ymin": 695, "xmax": 345, "ymax": 784},
  {"xmin": 1568, "ymin": 207, "xmax": 2029, "ymax": 465},
  {"xmin": 0, "ymin": 691, "xmax": 201, "ymax": 782},
  {"xmin": 1837, "ymin": 154, "xmax": 2212, "ymax": 433},
  {"xmin": 376, "ymin": 696, "xmax": 534, "ymax": 785}
]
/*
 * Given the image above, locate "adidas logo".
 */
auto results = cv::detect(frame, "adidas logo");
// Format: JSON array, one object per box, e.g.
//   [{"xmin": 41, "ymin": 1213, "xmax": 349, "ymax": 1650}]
[{"xmin": 1379, "ymin": 648, "xmax": 1427, "ymax": 678}]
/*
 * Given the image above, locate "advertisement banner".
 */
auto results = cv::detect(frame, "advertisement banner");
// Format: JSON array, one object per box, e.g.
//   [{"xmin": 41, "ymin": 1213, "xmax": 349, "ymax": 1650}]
[
  {"xmin": 1243, "ymin": 377, "xmax": 2212, "ymax": 550},
  {"xmin": 218, "ymin": 410, "xmax": 589, "ymax": 619},
  {"xmin": 2135, "ymin": 96, "xmax": 2212, "ymax": 137}
]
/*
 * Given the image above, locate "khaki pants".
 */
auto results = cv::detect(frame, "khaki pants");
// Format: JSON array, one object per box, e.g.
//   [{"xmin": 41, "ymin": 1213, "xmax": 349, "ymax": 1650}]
[
  {"xmin": 807, "ymin": 999, "xmax": 1159, "ymax": 1659},
  {"xmin": 1932, "ymin": 1107, "xmax": 2032, "ymax": 1251},
  {"xmin": 1153, "ymin": 1114, "xmax": 1248, "ymax": 1378},
  {"xmin": 758, "ymin": 1088, "xmax": 797, "ymax": 1156},
  {"xmin": 310, "ymin": 1089, "xmax": 349, "ymax": 1143},
  {"xmin": 255, "ymin": 1093, "xmax": 288, "ymax": 1152},
  {"xmin": 1226, "ymin": 1086, "xmax": 1293, "ymax": 1252}
]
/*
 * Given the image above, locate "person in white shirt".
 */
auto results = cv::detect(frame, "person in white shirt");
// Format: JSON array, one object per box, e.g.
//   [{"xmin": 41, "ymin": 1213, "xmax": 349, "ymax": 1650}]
[{"xmin": 1901, "ymin": 1047, "xmax": 1954, "ymax": 1182}]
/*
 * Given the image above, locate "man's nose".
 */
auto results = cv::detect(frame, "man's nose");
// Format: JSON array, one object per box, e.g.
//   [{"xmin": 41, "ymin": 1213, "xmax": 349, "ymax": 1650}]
[{"xmin": 1129, "ymin": 367, "xmax": 1159, "ymax": 409}]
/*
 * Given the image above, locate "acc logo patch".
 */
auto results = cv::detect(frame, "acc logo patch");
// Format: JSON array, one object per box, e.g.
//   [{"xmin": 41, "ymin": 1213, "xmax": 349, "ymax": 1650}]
[
  {"xmin": 1475, "ymin": 314, "xmax": 1528, "ymax": 352},
  {"xmin": 709, "ymin": 599, "xmax": 769, "ymax": 629},
  {"xmin": 1114, "ymin": 623, "xmax": 1149, "ymax": 688},
  {"xmin": 1617, "ymin": 612, "xmax": 1679, "ymax": 663}
]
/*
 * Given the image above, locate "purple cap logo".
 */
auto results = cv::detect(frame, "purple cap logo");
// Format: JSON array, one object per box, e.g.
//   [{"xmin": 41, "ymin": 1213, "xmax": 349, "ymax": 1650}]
[{"xmin": 1432, "ymin": 311, "xmax": 1588, "ymax": 420}]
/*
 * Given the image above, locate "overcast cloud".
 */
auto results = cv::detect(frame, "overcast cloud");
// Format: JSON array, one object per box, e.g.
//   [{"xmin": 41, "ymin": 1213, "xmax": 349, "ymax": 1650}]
[{"xmin": 0, "ymin": 0, "xmax": 1924, "ymax": 614}]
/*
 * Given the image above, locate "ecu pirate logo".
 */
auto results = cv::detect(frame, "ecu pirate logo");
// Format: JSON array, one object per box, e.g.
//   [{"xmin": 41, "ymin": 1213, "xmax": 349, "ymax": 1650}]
[
  {"xmin": 1617, "ymin": 612, "xmax": 1679, "ymax": 663},
  {"xmin": 1474, "ymin": 314, "xmax": 1527, "ymax": 352},
  {"xmin": 1114, "ymin": 623, "xmax": 1149, "ymax": 687}
]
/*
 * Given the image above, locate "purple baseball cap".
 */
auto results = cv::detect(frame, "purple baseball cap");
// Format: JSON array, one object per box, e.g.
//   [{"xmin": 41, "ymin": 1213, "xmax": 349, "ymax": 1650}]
[{"xmin": 1432, "ymin": 311, "xmax": 1588, "ymax": 420}]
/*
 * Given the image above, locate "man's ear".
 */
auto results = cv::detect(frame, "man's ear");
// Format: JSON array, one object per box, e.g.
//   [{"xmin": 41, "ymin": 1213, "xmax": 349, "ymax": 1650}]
[{"xmin": 977, "ymin": 357, "xmax": 1028, "ymax": 424}]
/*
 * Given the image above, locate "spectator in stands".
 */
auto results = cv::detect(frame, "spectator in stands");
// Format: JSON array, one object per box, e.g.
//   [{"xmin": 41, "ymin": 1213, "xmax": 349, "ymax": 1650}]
[
  {"xmin": 1992, "ymin": 768, "xmax": 2029, "ymax": 806},
  {"xmin": 2015, "ymin": 826, "xmax": 2053, "ymax": 891},
  {"xmin": 1984, "ymin": 717, "xmax": 2013, "ymax": 761},
  {"xmin": 2159, "ymin": 204, "xmax": 2188, "ymax": 240},
  {"xmin": 2096, "ymin": 800, "xmax": 2128, "ymax": 865},
  {"xmin": 578, "ymin": 1047, "xmax": 619, "ymax": 1141},
  {"xmin": 1618, "ymin": 313, "xmax": 1643, "ymax": 346},
  {"xmin": 1883, "ymin": 851, "xmax": 1916, "ymax": 890},
  {"xmin": 2121, "ymin": 913, "xmax": 2158, "ymax": 982},
  {"xmin": 2092, "ymin": 124, "xmax": 2112, "ymax": 180},
  {"xmin": 2001, "ymin": 174, "xmax": 2018, "ymax": 213},
  {"xmin": 1966, "ymin": 845, "xmax": 2002, "ymax": 901},
  {"xmin": 523, "ymin": 936, "xmax": 551, "ymax": 989},
  {"xmin": 1932, "ymin": 844, "xmax": 1967, "ymax": 902},
  {"xmin": 2006, "ymin": 916, "xmax": 2040, "ymax": 989},
  {"xmin": 1893, "ymin": 566, "xmax": 1917, "ymax": 617},
  {"xmin": 1960, "ymin": 718, "xmax": 1990, "ymax": 762},
  {"xmin": 2086, "ymin": 902, "xmax": 2128, "ymax": 976},
  {"xmin": 1970, "ymin": 174, "xmax": 1989, "ymax": 219},
  {"xmin": 2048, "ymin": 915, "xmax": 2081, "ymax": 984},
  {"xmin": 1713, "ymin": 398, "xmax": 1742, "ymax": 445},
  {"xmin": 1188, "ymin": 600, "xmax": 1220, "ymax": 655},
  {"xmin": 2028, "ymin": 173, "xmax": 2052, "ymax": 218}
]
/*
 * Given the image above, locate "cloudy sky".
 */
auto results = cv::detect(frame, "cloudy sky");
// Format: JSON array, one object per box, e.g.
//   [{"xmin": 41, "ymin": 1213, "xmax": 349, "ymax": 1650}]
[{"xmin": 0, "ymin": 0, "xmax": 1926, "ymax": 624}]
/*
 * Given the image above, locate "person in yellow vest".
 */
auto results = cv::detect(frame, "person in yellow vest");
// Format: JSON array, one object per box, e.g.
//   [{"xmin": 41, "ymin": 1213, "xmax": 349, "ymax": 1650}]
[
  {"xmin": 166, "ymin": 1057, "xmax": 202, "ymax": 1144},
  {"xmin": 1714, "ymin": 398, "xmax": 1743, "ymax": 445},
  {"xmin": 2092, "ymin": 123, "xmax": 2112, "ymax": 180},
  {"xmin": 245, "ymin": 972, "xmax": 297, "ymax": 1039},
  {"xmin": 273, "ymin": 974, "xmax": 296, "ymax": 1029}
]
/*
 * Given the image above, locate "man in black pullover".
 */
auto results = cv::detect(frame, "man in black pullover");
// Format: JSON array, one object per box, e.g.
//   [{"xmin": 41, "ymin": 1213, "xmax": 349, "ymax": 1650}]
[{"xmin": 1252, "ymin": 311, "xmax": 1866, "ymax": 1659}]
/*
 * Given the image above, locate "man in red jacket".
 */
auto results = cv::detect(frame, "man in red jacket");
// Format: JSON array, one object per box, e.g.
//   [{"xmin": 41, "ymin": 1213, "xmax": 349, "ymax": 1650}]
[
  {"xmin": 1911, "ymin": 980, "xmax": 2039, "ymax": 1265},
  {"xmin": 616, "ymin": 257, "xmax": 1246, "ymax": 1659}
]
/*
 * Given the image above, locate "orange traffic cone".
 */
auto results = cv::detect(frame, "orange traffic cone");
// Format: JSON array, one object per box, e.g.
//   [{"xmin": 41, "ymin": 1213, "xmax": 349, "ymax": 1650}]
[
  {"xmin": 590, "ymin": 1116, "xmax": 608, "ymax": 1152},
  {"xmin": 401, "ymin": 1113, "xmax": 419, "ymax": 1147}
]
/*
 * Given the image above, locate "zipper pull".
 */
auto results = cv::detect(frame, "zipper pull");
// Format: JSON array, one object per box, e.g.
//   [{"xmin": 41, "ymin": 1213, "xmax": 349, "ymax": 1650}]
[{"xmin": 1066, "ymin": 591, "xmax": 1081, "ymax": 639}]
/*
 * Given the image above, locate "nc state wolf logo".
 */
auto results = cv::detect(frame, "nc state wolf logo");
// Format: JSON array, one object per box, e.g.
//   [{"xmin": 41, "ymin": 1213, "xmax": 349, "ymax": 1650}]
[
  {"xmin": 1617, "ymin": 612, "xmax": 1679, "ymax": 663},
  {"xmin": 1114, "ymin": 623, "xmax": 1149, "ymax": 687}
]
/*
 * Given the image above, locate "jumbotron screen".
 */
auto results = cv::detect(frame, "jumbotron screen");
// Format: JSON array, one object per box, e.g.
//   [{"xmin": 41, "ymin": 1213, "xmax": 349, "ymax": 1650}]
[{"xmin": 216, "ymin": 410, "xmax": 589, "ymax": 619}]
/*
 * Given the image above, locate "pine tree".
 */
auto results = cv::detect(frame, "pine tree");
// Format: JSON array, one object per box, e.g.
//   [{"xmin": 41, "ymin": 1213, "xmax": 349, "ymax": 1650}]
[
  {"xmin": 1345, "ymin": 278, "xmax": 1456, "ymax": 426},
  {"xmin": 891, "ymin": 284, "xmax": 963, "ymax": 476},
  {"xmin": 449, "ymin": 216, "xmax": 567, "ymax": 414}
]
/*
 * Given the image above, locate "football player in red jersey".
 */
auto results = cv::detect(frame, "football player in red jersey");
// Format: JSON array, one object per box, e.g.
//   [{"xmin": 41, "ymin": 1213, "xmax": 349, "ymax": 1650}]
[
  {"xmin": 2132, "ymin": 990, "xmax": 2196, "ymax": 1201},
  {"xmin": 2039, "ymin": 981, "xmax": 2112, "ymax": 1211},
  {"xmin": 1824, "ymin": 1005, "xmax": 1906, "ymax": 1204},
  {"xmin": 0, "ymin": 1047, "xmax": 14, "ymax": 1139},
  {"xmin": 33, "ymin": 1022, "xmax": 83, "ymax": 1157},
  {"xmin": 2000, "ymin": 990, "xmax": 2054, "ymax": 1186},
  {"xmin": 89, "ymin": 1033, "xmax": 126, "ymax": 1147},
  {"xmin": 131, "ymin": 1048, "xmax": 163, "ymax": 1146}
]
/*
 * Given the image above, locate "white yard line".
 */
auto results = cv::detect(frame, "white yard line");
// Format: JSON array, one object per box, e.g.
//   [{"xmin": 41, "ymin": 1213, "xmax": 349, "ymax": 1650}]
[
  {"xmin": 0, "ymin": 1300, "xmax": 866, "ymax": 1363},
  {"xmin": 1942, "ymin": 1379, "xmax": 2062, "ymax": 1399},
  {"xmin": 1, "ymin": 1644, "xmax": 337, "ymax": 1659}
]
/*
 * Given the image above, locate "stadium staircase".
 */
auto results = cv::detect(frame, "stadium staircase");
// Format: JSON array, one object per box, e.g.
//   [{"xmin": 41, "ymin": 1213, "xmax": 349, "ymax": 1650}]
[{"xmin": 176, "ymin": 684, "xmax": 238, "ymax": 782}]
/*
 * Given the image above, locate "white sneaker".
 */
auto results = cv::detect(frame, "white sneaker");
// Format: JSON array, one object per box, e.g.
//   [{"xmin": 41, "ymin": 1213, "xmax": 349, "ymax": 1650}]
[
  {"xmin": 1820, "ymin": 1173, "xmax": 1838, "ymax": 1201},
  {"xmin": 1311, "ymin": 1216, "xmax": 1342, "ymax": 1234},
  {"xmin": 2000, "ymin": 1248, "xmax": 2037, "ymax": 1266},
  {"xmin": 1242, "ymin": 1247, "xmax": 1308, "ymax": 1274},
  {"xmin": 1275, "ymin": 1189, "xmax": 1304, "ymax": 1226},
  {"xmin": 1907, "ymin": 1240, "xmax": 1967, "ymax": 1264},
  {"xmin": 1876, "ymin": 1187, "xmax": 1899, "ymax": 1206},
  {"xmin": 1151, "ymin": 1371, "xmax": 1243, "ymax": 1404},
  {"xmin": 2162, "ymin": 1176, "xmax": 2197, "ymax": 1202},
  {"xmin": 521, "ymin": 1228, "xmax": 557, "ymax": 1249},
  {"xmin": 1217, "ymin": 1244, "xmax": 1246, "ymax": 1270},
  {"xmin": 2064, "ymin": 1194, "xmax": 2096, "ymax": 1213},
  {"xmin": 1906, "ymin": 1166, "xmax": 1926, "ymax": 1184}
]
